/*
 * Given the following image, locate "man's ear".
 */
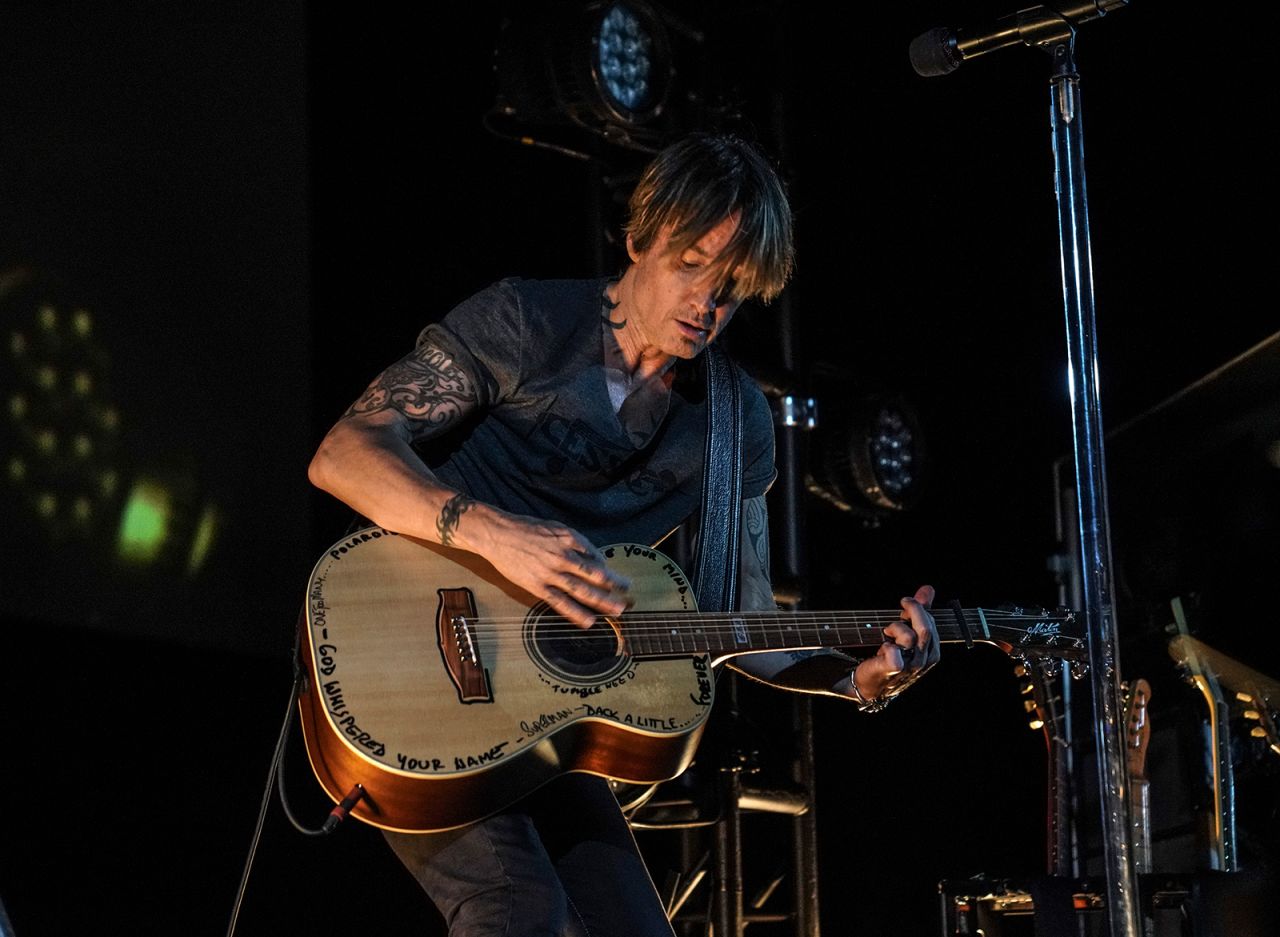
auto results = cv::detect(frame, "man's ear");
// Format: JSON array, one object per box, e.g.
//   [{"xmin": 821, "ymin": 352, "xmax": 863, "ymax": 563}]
[{"xmin": 625, "ymin": 232, "xmax": 640, "ymax": 263}]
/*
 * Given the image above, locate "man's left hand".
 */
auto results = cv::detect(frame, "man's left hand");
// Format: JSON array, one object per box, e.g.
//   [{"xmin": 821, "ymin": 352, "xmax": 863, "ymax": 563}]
[{"xmin": 852, "ymin": 584, "xmax": 939, "ymax": 702}]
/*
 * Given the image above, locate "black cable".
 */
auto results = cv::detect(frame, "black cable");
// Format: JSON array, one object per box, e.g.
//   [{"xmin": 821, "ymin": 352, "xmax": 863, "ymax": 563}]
[
  {"xmin": 225, "ymin": 617, "xmax": 341, "ymax": 937},
  {"xmin": 224, "ymin": 661, "xmax": 305, "ymax": 937}
]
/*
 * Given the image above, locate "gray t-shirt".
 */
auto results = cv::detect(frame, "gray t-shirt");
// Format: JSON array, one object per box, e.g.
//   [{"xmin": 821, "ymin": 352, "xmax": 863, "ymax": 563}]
[{"xmin": 415, "ymin": 276, "xmax": 775, "ymax": 548}]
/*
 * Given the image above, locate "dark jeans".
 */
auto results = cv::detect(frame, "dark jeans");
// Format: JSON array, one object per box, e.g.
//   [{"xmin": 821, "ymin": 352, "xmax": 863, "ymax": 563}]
[{"xmin": 383, "ymin": 773, "xmax": 677, "ymax": 937}]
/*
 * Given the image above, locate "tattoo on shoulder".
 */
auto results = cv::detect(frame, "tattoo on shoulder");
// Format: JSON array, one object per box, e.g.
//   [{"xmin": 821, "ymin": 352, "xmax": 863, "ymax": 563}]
[
  {"xmin": 344, "ymin": 343, "xmax": 476, "ymax": 427},
  {"xmin": 437, "ymin": 493, "xmax": 475, "ymax": 546}
]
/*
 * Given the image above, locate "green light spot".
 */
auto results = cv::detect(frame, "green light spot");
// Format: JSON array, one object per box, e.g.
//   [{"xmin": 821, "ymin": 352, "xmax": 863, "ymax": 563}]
[
  {"xmin": 37, "ymin": 305, "xmax": 57, "ymax": 330},
  {"xmin": 9, "ymin": 332, "xmax": 26, "ymax": 356},
  {"xmin": 117, "ymin": 481, "xmax": 172, "ymax": 564},
  {"xmin": 73, "ymin": 434, "xmax": 93, "ymax": 458},
  {"xmin": 186, "ymin": 504, "xmax": 220, "ymax": 576},
  {"xmin": 36, "ymin": 429, "xmax": 56, "ymax": 454},
  {"xmin": 73, "ymin": 497, "xmax": 92, "ymax": 522},
  {"xmin": 8, "ymin": 457, "xmax": 26, "ymax": 482},
  {"xmin": 72, "ymin": 309, "xmax": 92, "ymax": 338},
  {"xmin": 73, "ymin": 372, "xmax": 92, "ymax": 395},
  {"xmin": 36, "ymin": 366, "xmax": 57, "ymax": 390},
  {"xmin": 8, "ymin": 395, "xmax": 27, "ymax": 419}
]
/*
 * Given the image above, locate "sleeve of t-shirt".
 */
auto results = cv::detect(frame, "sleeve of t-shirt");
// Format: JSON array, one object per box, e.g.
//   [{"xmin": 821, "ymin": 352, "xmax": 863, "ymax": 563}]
[{"xmin": 414, "ymin": 278, "xmax": 525, "ymax": 409}]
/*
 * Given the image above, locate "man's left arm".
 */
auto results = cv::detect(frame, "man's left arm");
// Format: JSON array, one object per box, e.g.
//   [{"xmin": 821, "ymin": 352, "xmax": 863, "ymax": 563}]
[{"xmin": 725, "ymin": 495, "xmax": 940, "ymax": 708}]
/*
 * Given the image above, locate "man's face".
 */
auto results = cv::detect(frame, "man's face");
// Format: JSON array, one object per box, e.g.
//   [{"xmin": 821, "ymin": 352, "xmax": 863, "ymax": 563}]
[{"xmin": 625, "ymin": 214, "xmax": 744, "ymax": 360}]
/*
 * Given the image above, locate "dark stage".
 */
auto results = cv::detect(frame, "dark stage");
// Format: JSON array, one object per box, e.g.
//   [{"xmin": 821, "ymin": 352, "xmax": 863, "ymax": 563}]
[{"xmin": 3, "ymin": 2, "xmax": 1278, "ymax": 935}]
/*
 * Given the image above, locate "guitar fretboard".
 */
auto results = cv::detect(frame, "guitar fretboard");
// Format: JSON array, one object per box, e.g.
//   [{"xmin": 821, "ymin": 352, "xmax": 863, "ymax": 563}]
[{"xmin": 619, "ymin": 608, "xmax": 980, "ymax": 658}]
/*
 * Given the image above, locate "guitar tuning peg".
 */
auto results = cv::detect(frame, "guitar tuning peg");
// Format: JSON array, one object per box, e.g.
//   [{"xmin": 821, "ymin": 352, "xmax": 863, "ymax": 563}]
[
  {"xmin": 1243, "ymin": 709, "xmax": 1261, "ymax": 721},
  {"xmin": 1236, "ymin": 691, "xmax": 1255, "ymax": 704},
  {"xmin": 1251, "ymin": 727, "xmax": 1268, "ymax": 739}
]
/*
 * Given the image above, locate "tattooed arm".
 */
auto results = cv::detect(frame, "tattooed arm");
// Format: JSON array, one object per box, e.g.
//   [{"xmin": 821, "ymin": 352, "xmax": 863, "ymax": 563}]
[
  {"xmin": 723, "ymin": 496, "xmax": 940, "ymax": 703},
  {"xmin": 308, "ymin": 341, "xmax": 628, "ymax": 626}
]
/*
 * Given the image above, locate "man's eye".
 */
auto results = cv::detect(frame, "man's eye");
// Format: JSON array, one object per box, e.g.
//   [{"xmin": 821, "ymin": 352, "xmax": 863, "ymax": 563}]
[{"xmin": 714, "ymin": 279, "xmax": 738, "ymax": 306}]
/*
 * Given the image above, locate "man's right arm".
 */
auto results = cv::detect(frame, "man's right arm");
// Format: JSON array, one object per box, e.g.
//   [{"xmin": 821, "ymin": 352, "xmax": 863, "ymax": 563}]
[{"xmin": 308, "ymin": 341, "xmax": 628, "ymax": 626}]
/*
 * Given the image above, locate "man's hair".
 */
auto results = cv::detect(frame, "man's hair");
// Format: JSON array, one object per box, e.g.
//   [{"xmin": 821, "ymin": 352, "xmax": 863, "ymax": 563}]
[{"xmin": 624, "ymin": 132, "xmax": 795, "ymax": 304}]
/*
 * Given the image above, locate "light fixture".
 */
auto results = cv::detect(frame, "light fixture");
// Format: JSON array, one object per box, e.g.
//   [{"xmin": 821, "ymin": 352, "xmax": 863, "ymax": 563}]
[
  {"xmin": 492, "ymin": 0, "xmax": 674, "ymax": 150},
  {"xmin": 806, "ymin": 392, "xmax": 926, "ymax": 521}
]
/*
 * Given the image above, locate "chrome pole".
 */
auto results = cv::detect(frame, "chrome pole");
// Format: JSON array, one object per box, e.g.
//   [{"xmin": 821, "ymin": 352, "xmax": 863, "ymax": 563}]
[{"xmin": 1047, "ymin": 39, "xmax": 1141, "ymax": 937}]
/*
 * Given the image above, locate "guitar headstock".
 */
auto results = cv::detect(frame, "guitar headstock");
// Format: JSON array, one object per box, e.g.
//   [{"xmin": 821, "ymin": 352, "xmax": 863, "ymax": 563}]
[
  {"xmin": 975, "ymin": 606, "xmax": 1087, "ymax": 669},
  {"xmin": 1124, "ymin": 677, "xmax": 1152, "ymax": 782}
]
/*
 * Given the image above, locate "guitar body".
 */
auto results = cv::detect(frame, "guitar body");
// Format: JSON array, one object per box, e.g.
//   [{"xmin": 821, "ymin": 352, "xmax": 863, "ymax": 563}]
[{"xmin": 298, "ymin": 529, "xmax": 716, "ymax": 833}]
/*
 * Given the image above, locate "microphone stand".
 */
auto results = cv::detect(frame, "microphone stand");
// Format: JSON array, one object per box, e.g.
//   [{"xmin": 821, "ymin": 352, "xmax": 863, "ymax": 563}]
[{"xmin": 1045, "ymin": 37, "xmax": 1142, "ymax": 937}]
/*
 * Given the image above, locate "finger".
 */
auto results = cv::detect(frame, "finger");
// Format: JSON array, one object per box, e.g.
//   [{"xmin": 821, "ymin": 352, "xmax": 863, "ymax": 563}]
[
  {"xmin": 875, "ymin": 640, "xmax": 905, "ymax": 677},
  {"xmin": 900, "ymin": 594, "xmax": 937, "ymax": 655},
  {"xmin": 883, "ymin": 619, "xmax": 917, "ymax": 650},
  {"xmin": 555, "ymin": 571, "xmax": 628, "ymax": 617},
  {"xmin": 914, "ymin": 584, "xmax": 936, "ymax": 609},
  {"xmin": 560, "ymin": 536, "xmax": 632, "ymax": 592},
  {"xmin": 541, "ymin": 588, "xmax": 602, "ymax": 629}
]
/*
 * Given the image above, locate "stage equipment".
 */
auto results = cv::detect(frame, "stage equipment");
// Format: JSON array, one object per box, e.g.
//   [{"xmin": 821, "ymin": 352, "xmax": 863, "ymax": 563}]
[
  {"xmin": 911, "ymin": 3, "xmax": 1140, "ymax": 934},
  {"xmin": 910, "ymin": 1, "xmax": 1129, "ymax": 78},
  {"xmin": 491, "ymin": 0, "xmax": 675, "ymax": 153},
  {"xmin": 804, "ymin": 390, "xmax": 925, "ymax": 522}
]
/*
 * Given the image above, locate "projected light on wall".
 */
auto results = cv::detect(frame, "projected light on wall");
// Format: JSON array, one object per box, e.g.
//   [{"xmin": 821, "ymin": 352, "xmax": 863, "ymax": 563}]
[
  {"xmin": 116, "ymin": 477, "xmax": 221, "ymax": 575},
  {"xmin": 1, "ymin": 265, "xmax": 220, "ymax": 576},
  {"xmin": 1, "ymin": 266, "xmax": 123, "ymax": 544}
]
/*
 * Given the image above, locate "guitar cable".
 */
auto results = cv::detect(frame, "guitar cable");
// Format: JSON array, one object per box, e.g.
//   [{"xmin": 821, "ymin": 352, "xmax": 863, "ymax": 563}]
[{"xmin": 225, "ymin": 611, "xmax": 365, "ymax": 937}]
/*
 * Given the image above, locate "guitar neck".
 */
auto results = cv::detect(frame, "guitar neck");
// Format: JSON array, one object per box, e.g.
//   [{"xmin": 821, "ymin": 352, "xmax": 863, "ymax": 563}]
[{"xmin": 621, "ymin": 607, "xmax": 990, "ymax": 659}]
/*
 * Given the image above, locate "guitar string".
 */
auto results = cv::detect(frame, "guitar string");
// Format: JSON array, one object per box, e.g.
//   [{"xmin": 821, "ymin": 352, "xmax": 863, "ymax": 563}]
[
  {"xmin": 457, "ymin": 611, "xmax": 1052, "ymax": 636},
  {"xmin": 458, "ymin": 611, "xmax": 1059, "ymax": 643}
]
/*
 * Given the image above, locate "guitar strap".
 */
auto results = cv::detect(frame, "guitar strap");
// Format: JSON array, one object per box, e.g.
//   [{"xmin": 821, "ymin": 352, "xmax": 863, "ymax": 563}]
[{"xmin": 692, "ymin": 343, "xmax": 744, "ymax": 614}]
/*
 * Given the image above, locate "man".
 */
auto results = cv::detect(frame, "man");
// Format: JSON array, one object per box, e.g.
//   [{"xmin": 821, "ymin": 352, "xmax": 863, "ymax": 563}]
[{"xmin": 308, "ymin": 132, "xmax": 939, "ymax": 936}]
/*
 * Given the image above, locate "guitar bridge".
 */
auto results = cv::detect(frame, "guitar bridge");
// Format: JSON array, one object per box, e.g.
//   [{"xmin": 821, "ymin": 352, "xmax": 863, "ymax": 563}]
[{"xmin": 436, "ymin": 588, "xmax": 493, "ymax": 704}]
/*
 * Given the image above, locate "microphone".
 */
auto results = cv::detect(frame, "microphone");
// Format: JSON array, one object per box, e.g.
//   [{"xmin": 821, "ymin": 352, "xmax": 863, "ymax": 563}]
[{"xmin": 909, "ymin": 1, "xmax": 1130, "ymax": 77}]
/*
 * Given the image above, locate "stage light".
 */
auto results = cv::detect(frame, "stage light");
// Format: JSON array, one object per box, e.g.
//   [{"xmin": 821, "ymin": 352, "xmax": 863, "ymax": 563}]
[
  {"xmin": 595, "ymin": 3, "xmax": 660, "ymax": 121},
  {"xmin": 492, "ymin": 0, "xmax": 674, "ymax": 150},
  {"xmin": 806, "ymin": 392, "xmax": 926, "ymax": 522}
]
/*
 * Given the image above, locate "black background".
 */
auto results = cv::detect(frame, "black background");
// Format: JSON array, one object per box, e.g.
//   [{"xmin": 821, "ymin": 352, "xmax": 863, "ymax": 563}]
[{"xmin": 2, "ymin": 2, "xmax": 1277, "ymax": 934}]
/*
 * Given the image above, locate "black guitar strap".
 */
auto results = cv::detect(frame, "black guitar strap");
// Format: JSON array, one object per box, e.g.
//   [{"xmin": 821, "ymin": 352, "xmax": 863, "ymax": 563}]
[{"xmin": 692, "ymin": 343, "xmax": 744, "ymax": 614}]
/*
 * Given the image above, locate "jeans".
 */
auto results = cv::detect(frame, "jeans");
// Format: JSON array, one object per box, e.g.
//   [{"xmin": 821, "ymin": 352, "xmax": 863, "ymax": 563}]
[{"xmin": 383, "ymin": 773, "xmax": 677, "ymax": 937}]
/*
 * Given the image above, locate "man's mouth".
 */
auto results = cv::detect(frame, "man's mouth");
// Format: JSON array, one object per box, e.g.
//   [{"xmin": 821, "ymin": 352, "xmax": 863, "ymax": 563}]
[{"xmin": 676, "ymin": 320, "xmax": 709, "ymax": 341}]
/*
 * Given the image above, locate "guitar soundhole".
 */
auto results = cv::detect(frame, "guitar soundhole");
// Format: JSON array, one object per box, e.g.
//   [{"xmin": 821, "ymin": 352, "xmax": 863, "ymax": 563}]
[{"xmin": 524, "ymin": 606, "xmax": 631, "ymax": 686}]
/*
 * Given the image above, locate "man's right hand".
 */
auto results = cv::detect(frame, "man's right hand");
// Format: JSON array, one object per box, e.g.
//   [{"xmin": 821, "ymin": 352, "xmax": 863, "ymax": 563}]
[{"xmin": 462, "ymin": 503, "xmax": 631, "ymax": 628}]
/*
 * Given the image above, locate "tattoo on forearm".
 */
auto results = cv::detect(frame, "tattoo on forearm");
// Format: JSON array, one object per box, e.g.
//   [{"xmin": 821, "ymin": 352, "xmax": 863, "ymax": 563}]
[
  {"xmin": 739, "ymin": 496, "xmax": 774, "ymax": 611},
  {"xmin": 744, "ymin": 496, "xmax": 770, "ymax": 575},
  {"xmin": 437, "ymin": 493, "xmax": 475, "ymax": 546},
  {"xmin": 344, "ymin": 344, "xmax": 476, "ymax": 427}
]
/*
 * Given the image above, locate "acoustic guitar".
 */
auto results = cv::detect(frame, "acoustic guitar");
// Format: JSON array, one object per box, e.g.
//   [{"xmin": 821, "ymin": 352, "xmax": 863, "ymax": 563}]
[{"xmin": 297, "ymin": 526, "xmax": 1083, "ymax": 832}]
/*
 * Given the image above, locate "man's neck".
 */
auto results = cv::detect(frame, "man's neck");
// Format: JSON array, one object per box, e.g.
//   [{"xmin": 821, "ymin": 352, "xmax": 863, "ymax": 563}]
[{"xmin": 605, "ymin": 272, "xmax": 676, "ymax": 384}]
